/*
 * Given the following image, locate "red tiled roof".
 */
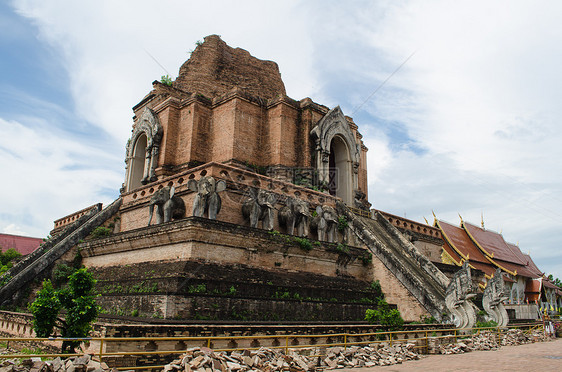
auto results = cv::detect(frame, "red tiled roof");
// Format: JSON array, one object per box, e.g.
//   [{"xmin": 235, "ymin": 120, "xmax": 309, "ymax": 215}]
[
  {"xmin": 438, "ymin": 220, "xmax": 490, "ymax": 264},
  {"xmin": 0, "ymin": 233, "xmax": 42, "ymax": 255},
  {"xmin": 436, "ymin": 219, "xmax": 549, "ymax": 282},
  {"xmin": 467, "ymin": 260, "xmax": 496, "ymax": 278},
  {"xmin": 442, "ymin": 240, "xmax": 463, "ymax": 264},
  {"xmin": 543, "ymin": 279, "xmax": 559, "ymax": 290},
  {"xmin": 504, "ymin": 243, "xmax": 542, "ymax": 278},
  {"xmin": 463, "ymin": 222, "xmax": 527, "ymax": 265},
  {"xmin": 490, "ymin": 258, "xmax": 533, "ymax": 278},
  {"xmin": 522, "ymin": 254, "xmax": 544, "ymax": 277}
]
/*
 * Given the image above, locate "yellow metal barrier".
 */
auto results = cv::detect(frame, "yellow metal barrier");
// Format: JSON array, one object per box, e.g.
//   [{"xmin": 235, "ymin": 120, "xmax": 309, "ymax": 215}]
[{"xmin": 0, "ymin": 322, "xmax": 543, "ymax": 371}]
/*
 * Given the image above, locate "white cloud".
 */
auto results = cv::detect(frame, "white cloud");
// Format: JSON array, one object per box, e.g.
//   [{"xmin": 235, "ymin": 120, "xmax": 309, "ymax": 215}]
[
  {"xmin": 356, "ymin": 1, "xmax": 562, "ymax": 277},
  {"xmin": 2, "ymin": 224, "xmax": 29, "ymax": 237},
  {"xmin": 5, "ymin": 0, "xmax": 562, "ymax": 279},
  {"xmin": 13, "ymin": 0, "xmax": 317, "ymax": 142},
  {"xmin": 0, "ymin": 117, "xmax": 122, "ymax": 238}
]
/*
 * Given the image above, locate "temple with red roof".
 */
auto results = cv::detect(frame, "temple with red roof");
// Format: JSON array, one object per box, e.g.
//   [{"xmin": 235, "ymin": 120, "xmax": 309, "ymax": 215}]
[
  {"xmin": 0, "ymin": 233, "xmax": 42, "ymax": 256},
  {"xmin": 434, "ymin": 216, "xmax": 560, "ymax": 319},
  {"xmin": 377, "ymin": 209, "xmax": 561, "ymax": 320}
]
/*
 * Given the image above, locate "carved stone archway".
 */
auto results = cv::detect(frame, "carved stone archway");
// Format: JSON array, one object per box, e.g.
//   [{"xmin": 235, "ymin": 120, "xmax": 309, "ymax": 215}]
[
  {"xmin": 310, "ymin": 106, "xmax": 360, "ymax": 205},
  {"xmin": 124, "ymin": 108, "xmax": 163, "ymax": 192}
]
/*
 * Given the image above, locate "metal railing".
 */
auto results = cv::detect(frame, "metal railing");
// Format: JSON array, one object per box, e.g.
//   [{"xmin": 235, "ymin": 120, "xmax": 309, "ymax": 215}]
[{"xmin": 0, "ymin": 322, "xmax": 543, "ymax": 371}]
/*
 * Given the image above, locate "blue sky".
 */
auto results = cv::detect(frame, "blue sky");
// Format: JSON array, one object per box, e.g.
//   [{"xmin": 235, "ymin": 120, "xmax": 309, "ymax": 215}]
[{"xmin": 1, "ymin": 0, "xmax": 562, "ymax": 279}]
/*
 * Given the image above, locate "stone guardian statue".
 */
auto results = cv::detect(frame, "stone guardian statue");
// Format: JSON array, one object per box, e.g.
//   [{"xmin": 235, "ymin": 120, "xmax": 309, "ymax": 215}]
[
  {"xmin": 241, "ymin": 188, "xmax": 276, "ymax": 230},
  {"xmin": 444, "ymin": 261, "xmax": 478, "ymax": 329},
  {"xmin": 188, "ymin": 176, "xmax": 227, "ymax": 220},
  {"xmin": 482, "ymin": 268, "xmax": 509, "ymax": 327},
  {"xmin": 147, "ymin": 186, "xmax": 186, "ymax": 225},
  {"xmin": 278, "ymin": 197, "xmax": 311, "ymax": 237},
  {"xmin": 310, "ymin": 205, "xmax": 338, "ymax": 242}
]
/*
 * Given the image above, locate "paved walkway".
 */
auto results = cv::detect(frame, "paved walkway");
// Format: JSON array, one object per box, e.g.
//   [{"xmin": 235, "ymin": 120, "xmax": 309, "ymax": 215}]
[{"xmin": 338, "ymin": 338, "xmax": 562, "ymax": 372}]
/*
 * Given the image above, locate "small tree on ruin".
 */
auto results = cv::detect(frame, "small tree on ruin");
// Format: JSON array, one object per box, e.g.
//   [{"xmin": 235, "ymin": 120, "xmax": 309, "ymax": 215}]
[{"xmin": 29, "ymin": 267, "xmax": 99, "ymax": 353}]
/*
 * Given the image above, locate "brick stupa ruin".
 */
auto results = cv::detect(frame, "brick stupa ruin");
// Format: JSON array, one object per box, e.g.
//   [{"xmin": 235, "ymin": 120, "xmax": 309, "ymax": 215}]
[{"xmin": 4, "ymin": 35, "xmax": 548, "ymax": 329}]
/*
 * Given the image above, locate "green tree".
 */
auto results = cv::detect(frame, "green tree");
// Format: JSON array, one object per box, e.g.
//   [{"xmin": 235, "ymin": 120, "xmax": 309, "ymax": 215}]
[
  {"xmin": 547, "ymin": 274, "xmax": 562, "ymax": 288},
  {"xmin": 29, "ymin": 268, "xmax": 99, "ymax": 353},
  {"xmin": 365, "ymin": 299, "xmax": 404, "ymax": 330},
  {"xmin": 0, "ymin": 248, "xmax": 22, "ymax": 276}
]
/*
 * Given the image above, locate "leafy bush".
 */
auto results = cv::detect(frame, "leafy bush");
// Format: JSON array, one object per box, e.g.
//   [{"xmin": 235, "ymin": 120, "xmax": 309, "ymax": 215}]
[
  {"xmin": 335, "ymin": 243, "xmax": 350, "ymax": 254},
  {"xmin": 29, "ymin": 268, "xmax": 99, "ymax": 353},
  {"xmin": 475, "ymin": 320, "xmax": 498, "ymax": 328},
  {"xmin": 90, "ymin": 226, "xmax": 112, "ymax": 239},
  {"xmin": 52, "ymin": 264, "xmax": 78, "ymax": 288},
  {"xmin": 0, "ymin": 248, "xmax": 22, "ymax": 277},
  {"xmin": 337, "ymin": 216, "xmax": 349, "ymax": 232},
  {"xmin": 188, "ymin": 284, "xmax": 207, "ymax": 293},
  {"xmin": 369, "ymin": 280, "xmax": 384, "ymax": 299},
  {"xmin": 160, "ymin": 75, "xmax": 173, "ymax": 86},
  {"xmin": 365, "ymin": 299, "xmax": 404, "ymax": 330},
  {"xmin": 360, "ymin": 252, "xmax": 373, "ymax": 266},
  {"xmin": 294, "ymin": 237, "xmax": 313, "ymax": 251},
  {"xmin": 0, "ymin": 248, "xmax": 21, "ymax": 266}
]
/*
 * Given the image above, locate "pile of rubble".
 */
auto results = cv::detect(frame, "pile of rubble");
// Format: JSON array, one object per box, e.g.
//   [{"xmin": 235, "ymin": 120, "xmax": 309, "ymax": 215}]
[
  {"xmin": 439, "ymin": 328, "xmax": 554, "ymax": 355},
  {"xmin": 162, "ymin": 344, "xmax": 421, "ymax": 372},
  {"xmin": 501, "ymin": 328, "xmax": 551, "ymax": 345},
  {"xmin": 437, "ymin": 341, "xmax": 471, "ymax": 355},
  {"xmin": 321, "ymin": 344, "xmax": 420, "ymax": 369},
  {"xmin": 438, "ymin": 331, "xmax": 498, "ymax": 354},
  {"xmin": 501, "ymin": 329, "xmax": 534, "ymax": 345},
  {"xmin": 469, "ymin": 331, "xmax": 500, "ymax": 351},
  {"xmin": 0, "ymin": 354, "xmax": 112, "ymax": 372}
]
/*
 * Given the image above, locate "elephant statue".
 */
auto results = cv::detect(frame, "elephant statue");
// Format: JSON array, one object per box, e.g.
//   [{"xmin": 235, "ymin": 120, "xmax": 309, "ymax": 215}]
[
  {"xmin": 147, "ymin": 186, "xmax": 186, "ymax": 226},
  {"xmin": 278, "ymin": 197, "xmax": 311, "ymax": 237},
  {"xmin": 310, "ymin": 205, "xmax": 338, "ymax": 242},
  {"xmin": 242, "ymin": 188, "xmax": 277, "ymax": 230},
  {"xmin": 188, "ymin": 176, "xmax": 227, "ymax": 220}
]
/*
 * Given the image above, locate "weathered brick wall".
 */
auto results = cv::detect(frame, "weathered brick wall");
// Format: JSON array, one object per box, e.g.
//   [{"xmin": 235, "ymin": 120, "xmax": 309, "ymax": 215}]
[
  {"xmin": 210, "ymin": 99, "xmax": 237, "ymax": 163},
  {"xmin": 370, "ymin": 258, "xmax": 429, "ymax": 321},
  {"xmin": 82, "ymin": 217, "xmax": 369, "ymax": 280},
  {"xmin": 174, "ymin": 35, "xmax": 286, "ymax": 100},
  {"xmin": 81, "ymin": 217, "xmax": 380, "ymax": 321},
  {"xmin": 118, "ymin": 162, "xmax": 341, "ymax": 233},
  {"xmin": 0, "ymin": 311, "xmax": 35, "ymax": 337}
]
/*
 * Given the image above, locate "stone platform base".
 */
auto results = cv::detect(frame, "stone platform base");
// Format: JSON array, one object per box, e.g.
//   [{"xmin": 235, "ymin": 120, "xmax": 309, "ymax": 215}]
[{"xmin": 81, "ymin": 217, "xmax": 381, "ymax": 321}]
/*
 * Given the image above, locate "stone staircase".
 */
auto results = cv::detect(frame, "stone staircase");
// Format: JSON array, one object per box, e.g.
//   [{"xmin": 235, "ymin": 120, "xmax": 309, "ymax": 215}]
[
  {"xmin": 0, "ymin": 198, "xmax": 122, "ymax": 306},
  {"xmin": 337, "ymin": 202, "xmax": 451, "ymax": 321}
]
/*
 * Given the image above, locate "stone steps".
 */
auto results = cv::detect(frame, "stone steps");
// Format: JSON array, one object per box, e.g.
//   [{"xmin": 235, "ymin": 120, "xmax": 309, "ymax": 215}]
[
  {"xmin": 337, "ymin": 202, "xmax": 450, "ymax": 321},
  {"xmin": 0, "ymin": 198, "xmax": 122, "ymax": 306}
]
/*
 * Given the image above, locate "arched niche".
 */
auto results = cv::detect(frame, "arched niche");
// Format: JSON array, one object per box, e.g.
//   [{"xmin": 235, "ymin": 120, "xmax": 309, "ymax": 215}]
[
  {"xmin": 311, "ymin": 106, "xmax": 360, "ymax": 206},
  {"xmin": 328, "ymin": 135, "xmax": 352, "ymax": 204},
  {"xmin": 127, "ymin": 134, "xmax": 148, "ymax": 191},
  {"xmin": 123, "ymin": 108, "xmax": 163, "ymax": 192}
]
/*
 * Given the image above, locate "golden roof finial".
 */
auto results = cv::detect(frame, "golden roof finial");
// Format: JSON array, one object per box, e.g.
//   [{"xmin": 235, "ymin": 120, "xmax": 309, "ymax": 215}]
[
  {"xmin": 431, "ymin": 210, "xmax": 438, "ymax": 226},
  {"xmin": 423, "ymin": 216, "xmax": 429, "ymax": 225},
  {"xmin": 481, "ymin": 211, "xmax": 485, "ymax": 228},
  {"xmin": 458, "ymin": 213, "xmax": 464, "ymax": 226}
]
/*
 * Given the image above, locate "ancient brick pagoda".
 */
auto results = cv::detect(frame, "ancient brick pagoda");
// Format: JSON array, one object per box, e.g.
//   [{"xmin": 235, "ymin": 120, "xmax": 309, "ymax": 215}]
[
  {"xmin": 1, "ymin": 35, "xmax": 517, "ymax": 327},
  {"xmin": 123, "ymin": 34, "xmax": 369, "ymax": 210},
  {"xmin": 90, "ymin": 34, "xmax": 391, "ymax": 321}
]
